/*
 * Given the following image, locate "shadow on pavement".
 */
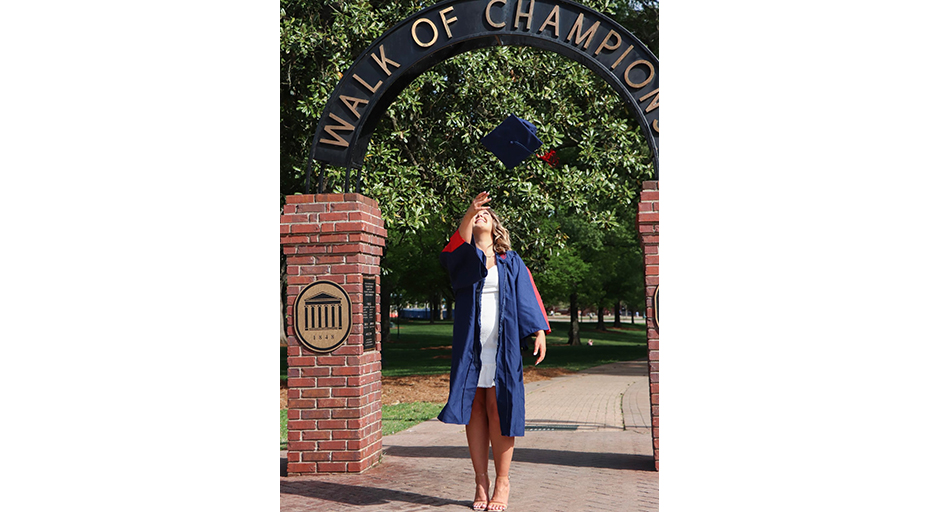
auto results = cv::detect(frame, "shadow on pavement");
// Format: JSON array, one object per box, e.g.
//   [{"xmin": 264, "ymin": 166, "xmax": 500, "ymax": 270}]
[
  {"xmin": 576, "ymin": 361, "xmax": 649, "ymax": 377},
  {"xmin": 524, "ymin": 418, "xmax": 640, "ymax": 429},
  {"xmin": 280, "ymin": 480, "xmax": 468, "ymax": 508},
  {"xmin": 382, "ymin": 445, "xmax": 655, "ymax": 471}
]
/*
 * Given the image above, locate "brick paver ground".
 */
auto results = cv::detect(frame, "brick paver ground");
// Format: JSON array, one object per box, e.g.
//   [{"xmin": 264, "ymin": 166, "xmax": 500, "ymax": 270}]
[{"xmin": 280, "ymin": 361, "xmax": 657, "ymax": 511}]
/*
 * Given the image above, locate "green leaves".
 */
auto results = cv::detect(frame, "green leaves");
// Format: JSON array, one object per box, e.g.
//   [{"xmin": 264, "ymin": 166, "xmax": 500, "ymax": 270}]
[{"xmin": 282, "ymin": 0, "xmax": 658, "ymax": 309}]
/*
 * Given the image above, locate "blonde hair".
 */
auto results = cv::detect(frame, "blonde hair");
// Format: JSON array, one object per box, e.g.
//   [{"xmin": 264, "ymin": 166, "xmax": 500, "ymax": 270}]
[{"xmin": 490, "ymin": 210, "xmax": 512, "ymax": 255}]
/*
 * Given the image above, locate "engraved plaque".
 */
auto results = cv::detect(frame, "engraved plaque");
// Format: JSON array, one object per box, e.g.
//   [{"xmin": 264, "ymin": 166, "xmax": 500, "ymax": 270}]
[{"xmin": 363, "ymin": 278, "xmax": 376, "ymax": 350}]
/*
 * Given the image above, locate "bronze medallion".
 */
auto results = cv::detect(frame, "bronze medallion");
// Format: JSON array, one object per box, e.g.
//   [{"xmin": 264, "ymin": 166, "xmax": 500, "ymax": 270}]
[{"xmin": 293, "ymin": 280, "xmax": 352, "ymax": 353}]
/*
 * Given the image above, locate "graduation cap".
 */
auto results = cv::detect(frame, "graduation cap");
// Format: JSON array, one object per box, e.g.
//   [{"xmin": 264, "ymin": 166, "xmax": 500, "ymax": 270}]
[{"xmin": 480, "ymin": 114, "xmax": 543, "ymax": 169}]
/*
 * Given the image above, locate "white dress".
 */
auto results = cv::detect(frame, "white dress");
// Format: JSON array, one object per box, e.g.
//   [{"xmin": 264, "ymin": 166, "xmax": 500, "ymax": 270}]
[{"xmin": 477, "ymin": 264, "xmax": 499, "ymax": 388}]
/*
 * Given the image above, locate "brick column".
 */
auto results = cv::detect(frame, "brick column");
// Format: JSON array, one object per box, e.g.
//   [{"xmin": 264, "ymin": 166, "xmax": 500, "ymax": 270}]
[
  {"xmin": 637, "ymin": 180, "xmax": 659, "ymax": 471},
  {"xmin": 280, "ymin": 193, "xmax": 386, "ymax": 475}
]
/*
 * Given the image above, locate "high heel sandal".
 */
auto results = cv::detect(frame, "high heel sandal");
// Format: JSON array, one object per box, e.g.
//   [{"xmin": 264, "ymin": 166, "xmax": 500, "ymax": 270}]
[
  {"xmin": 472, "ymin": 473, "xmax": 489, "ymax": 511},
  {"xmin": 486, "ymin": 475, "xmax": 510, "ymax": 511}
]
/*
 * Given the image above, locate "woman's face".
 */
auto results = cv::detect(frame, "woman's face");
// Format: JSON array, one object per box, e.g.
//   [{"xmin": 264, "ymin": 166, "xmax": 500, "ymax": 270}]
[{"xmin": 473, "ymin": 209, "xmax": 494, "ymax": 235}]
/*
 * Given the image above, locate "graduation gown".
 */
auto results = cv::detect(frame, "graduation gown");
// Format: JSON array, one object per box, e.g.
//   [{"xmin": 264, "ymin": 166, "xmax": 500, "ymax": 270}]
[{"xmin": 437, "ymin": 230, "xmax": 551, "ymax": 437}]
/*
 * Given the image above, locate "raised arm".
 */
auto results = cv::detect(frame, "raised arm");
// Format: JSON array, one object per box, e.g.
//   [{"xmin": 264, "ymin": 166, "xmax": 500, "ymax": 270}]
[
  {"xmin": 457, "ymin": 191, "xmax": 492, "ymax": 245},
  {"xmin": 439, "ymin": 192, "xmax": 493, "ymax": 290}
]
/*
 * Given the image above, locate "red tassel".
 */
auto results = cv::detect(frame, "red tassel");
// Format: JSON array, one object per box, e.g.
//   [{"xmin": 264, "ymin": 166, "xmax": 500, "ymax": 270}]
[{"xmin": 537, "ymin": 150, "xmax": 559, "ymax": 167}]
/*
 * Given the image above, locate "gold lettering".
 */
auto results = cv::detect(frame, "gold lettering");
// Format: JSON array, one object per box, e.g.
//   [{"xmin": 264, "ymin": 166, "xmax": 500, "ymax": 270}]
[
  {"xmin": 485, "ymin": 0, "xmax": 507, "ymax": 28},
  {"xmin": 439, "ymin": 6, "xmax": 458, "ymax": 38},
  {"xmin": 610, "ymin": 44, "xmax": 634, "ymax": 70},
  {"xmin": 538, "ymin": 5, "xmax": 560, "ymax": 37},
  {"xmin": 566, "ymin": 13, "xmax": 601, "ymax": 49},
  {"xmin": 624, "ymin": 59, "xmax": 654, "ymax": 89},
  {"xmin": 340, "ymin": 95, "xmax": 369, "ymax": 119},
  {"xmin": 652, "ymin": 119, "xmax": 659, "ymax": 133},
  {"xmin": 370, "ymin": 44, "xmax": 401, "ymax": 76},
  {"xmin": 640, "ymin": 88, "xmax": 659, "ymax": 113},
  {"xmin": 594, "ymin": 29, "xmax": 621, "ymax": 56},
  {"xmin": 515, "ymin": 0, "xmax": 535, "ymax": 31},
  {"xmin": 319, "ymin": 113, "xmax": 354, "ymax": 148},
  {"xmin": 353, "ymin": 73, "xmax": 382, "ymax": 94},
  {"xmin": 411, "ymin": 17, "xmax": 439, "ymax": 48}
]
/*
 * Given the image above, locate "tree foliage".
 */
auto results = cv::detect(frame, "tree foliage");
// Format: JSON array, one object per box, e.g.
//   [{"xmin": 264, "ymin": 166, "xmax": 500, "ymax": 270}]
[{"xmin": 281, "ymin": 0, "xmax": 658, "ymax": 340}]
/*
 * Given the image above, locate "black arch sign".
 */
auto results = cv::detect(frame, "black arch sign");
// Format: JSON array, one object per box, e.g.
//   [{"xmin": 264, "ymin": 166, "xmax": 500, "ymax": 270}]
[{"xmin": 311, "ymin": 0, "xmax": 659, "ymax": 182}]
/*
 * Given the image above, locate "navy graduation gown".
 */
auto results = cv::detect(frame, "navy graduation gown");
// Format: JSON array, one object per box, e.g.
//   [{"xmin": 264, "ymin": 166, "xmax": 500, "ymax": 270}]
[{"xmin": 437, "ymin": 230, "xmax": 551, "ymax": 437}]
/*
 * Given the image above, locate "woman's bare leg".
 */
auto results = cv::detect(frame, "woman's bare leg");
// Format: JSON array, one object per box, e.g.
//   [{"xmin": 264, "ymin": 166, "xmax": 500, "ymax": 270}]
[
  {"xmin": 467, "ymin": 387, "xmax": 490, "ymax": 508},
  {"xmin": 485, "ymin": 387, "xmax": 513, "ymax": 510}
]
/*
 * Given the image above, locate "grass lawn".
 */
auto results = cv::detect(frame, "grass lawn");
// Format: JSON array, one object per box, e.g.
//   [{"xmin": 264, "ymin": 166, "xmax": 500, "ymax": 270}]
[
  {"xmin": 280, "ymin": 318, "xmax": 648, "ymax": 381},
  {"xmin": 382, "ymin": 318, "xmax": 649, "ymax": 376},
  {"xmin": 280, "ymin": 318, "xmax": 648, "ymax": 445},
  {"xmin": 381, "ymin": 401, "xmax": 445, "ymax": 436}
]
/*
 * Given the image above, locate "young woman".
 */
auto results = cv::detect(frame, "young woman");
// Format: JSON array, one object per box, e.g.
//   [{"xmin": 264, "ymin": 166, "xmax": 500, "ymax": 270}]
[{"xmin": 437, "ymin": 191, "xmax": 550, "ymax": 511}]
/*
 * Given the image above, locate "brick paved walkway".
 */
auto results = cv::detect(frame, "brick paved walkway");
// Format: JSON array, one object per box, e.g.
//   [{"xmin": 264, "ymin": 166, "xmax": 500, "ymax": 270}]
[{"xmin": 280, "ymin": 361, "xmax": 657, "ymax": 511}]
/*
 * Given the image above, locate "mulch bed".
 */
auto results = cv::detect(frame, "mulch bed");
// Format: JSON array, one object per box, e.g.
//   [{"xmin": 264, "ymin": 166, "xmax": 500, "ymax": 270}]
[{"xmin": 280, "ymin": 366, "xmax": 576, "ymax": 408}]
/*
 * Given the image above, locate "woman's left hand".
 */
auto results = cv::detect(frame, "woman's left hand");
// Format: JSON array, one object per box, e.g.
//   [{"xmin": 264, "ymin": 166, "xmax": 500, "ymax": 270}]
[{"xmin": 533, "ymin": 330, "xmax": 546, "ymax": 365}]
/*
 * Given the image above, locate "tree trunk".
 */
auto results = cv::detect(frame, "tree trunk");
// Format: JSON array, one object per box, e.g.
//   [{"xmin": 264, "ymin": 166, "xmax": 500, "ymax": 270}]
[
  {"xmin": 596, "ymin": 303, "xmax": 607, "ymax": 331},
  {"xmin": 280, "ymin": 253, "xmax": 289, "ymax": 347},
  {"xmin": 432, "ymin": 292, "xmax": 442, "ymax": 322},
  {"xmin": 630, "ymin": 307, "xmax": 636, "ymax": 324},
  {"xmin": 381, "ymin": 278, "xmax": 391, "ymax": 343},
  {"xmin": 613, "ymin": 300, "xmax": 622, "ymax": 328},
  {"xmin": 446, "ymin": 298, "xmax": 454, "ymax": 320},
  {"xmin": 280, "ymin": 289, "xmax": 288, "ymax": 346},
  {"xmin": 568, "ymin": 292, "xmax": 581, "ymax": 345},
  {"xmin": 428, "ymin": 294, "xmax": 435, "ymax": 324}
]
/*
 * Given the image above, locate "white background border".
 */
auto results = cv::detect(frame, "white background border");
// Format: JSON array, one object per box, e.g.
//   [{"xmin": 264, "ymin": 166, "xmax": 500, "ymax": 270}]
[{"xmin": 2, "ymin": 1, "xmax": 938, "ymax": 510}]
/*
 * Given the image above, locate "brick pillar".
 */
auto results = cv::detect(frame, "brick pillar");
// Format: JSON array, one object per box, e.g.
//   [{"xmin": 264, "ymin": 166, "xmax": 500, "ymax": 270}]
[
  {"xmin": 280, "ymin": 193, "xmax": 386, "ymax": 475},
  {"xmin": 637, "ymin": 180, "xmax": 659, "ymax": 471}
]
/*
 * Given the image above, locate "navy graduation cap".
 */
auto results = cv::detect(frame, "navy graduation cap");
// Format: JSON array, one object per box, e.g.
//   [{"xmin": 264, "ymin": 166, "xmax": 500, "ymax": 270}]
[{"xmin": 480, "ymin": 114, "xmax": 543, "ymax": 169}]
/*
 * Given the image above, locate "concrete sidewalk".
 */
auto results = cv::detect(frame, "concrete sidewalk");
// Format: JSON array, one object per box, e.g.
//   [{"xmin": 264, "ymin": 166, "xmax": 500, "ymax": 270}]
[{"xmin": 280, "ymin": 361, "xmax": 657, "ymax": 511}]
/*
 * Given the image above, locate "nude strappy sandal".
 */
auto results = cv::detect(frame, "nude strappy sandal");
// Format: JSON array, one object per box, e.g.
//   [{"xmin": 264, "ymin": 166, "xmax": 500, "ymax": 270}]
[
  {"xmin": 472, "ymin": 473, "xmax": 489, "ymax": 511},
  {"xmin": 486, "ymin": 475, "xmax": 510, "ymax": 511}
]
